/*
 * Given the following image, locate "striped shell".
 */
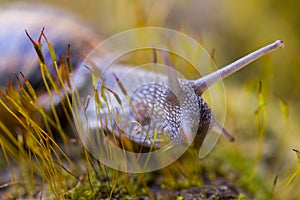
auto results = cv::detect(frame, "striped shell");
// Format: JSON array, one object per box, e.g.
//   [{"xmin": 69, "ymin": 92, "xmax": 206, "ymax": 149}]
[{"xmin": 0, "ymin": 3, "xmax": 100, "ymax": 89}]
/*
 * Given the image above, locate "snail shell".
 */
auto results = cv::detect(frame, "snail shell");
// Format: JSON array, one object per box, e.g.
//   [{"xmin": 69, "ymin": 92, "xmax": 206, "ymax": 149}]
[{"xmin": 0, "ymin": 3, "xmax": 100, "ymax": 89}]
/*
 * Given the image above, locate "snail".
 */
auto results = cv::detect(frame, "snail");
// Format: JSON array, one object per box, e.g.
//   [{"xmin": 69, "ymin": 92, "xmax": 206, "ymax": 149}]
[
  {"xmin": 0, "ymin": 4, "xmax": 284, "ymax": 153},
  {"xmin": 78, "ymin": 39, "xmax": 284, "ymax": 151}
]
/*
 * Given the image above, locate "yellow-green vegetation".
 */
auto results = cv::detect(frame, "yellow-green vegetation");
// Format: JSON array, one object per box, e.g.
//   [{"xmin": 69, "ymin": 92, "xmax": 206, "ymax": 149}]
[
  {"xmin": 0, "ymin": 29, "xmax": 249, "ymax": 199},
  {"xmin": 0, "ymin": 1, "xmax": 300, "ymax": 199}
]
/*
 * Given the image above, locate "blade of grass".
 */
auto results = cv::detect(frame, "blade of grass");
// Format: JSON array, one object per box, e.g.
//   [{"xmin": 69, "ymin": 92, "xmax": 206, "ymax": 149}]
[{"xmin": 278, "ymin": 149, "xmax": 300, "ymax": 195}]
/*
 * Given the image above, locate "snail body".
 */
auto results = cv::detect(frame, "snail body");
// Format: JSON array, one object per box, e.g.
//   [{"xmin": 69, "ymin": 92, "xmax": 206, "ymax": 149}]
[
  {"xmin": 0, "ymin": 4, "xmax": 284, "ymax": 151},
  {"xmin": 79, "ymin": 39, "xmax": 283, "ymax": 149}
]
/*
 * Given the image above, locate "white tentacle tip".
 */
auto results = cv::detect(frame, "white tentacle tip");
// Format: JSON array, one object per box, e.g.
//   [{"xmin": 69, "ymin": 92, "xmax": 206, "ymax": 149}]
[{"xmin": 275, "ymin": 40, "xmax": 285, "ymax": 48}]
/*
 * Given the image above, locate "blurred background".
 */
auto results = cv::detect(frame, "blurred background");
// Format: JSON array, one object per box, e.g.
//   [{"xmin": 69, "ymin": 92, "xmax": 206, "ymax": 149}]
[{"xmin": 0, "ymin": 0, "xmax": 299, "ymax": 198}]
